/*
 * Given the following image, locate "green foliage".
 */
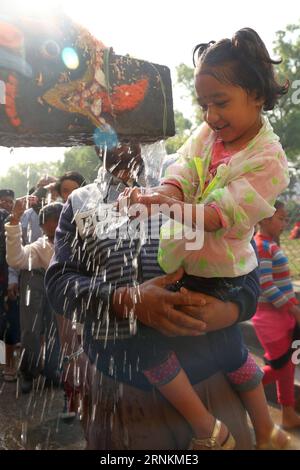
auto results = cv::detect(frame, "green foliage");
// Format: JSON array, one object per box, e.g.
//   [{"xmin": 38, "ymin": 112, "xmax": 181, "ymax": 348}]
[
  {"xmin": 175, "ymin": 64, "xmax": 203, "ymax": 124},
  {"xmin": 268, "ymin": 23, "xmax": 300, "ymax": 159},
  {"xmin": 284, "ymin": 198, "xmax": 300, "ymax": 228},
  {"xmin": 281, "ymin": 232, "xmax": 300, "ymax": 279},
  {"xmin": 0, "ymin": 161, "xmax": 60, "ymax": 197},
  {"xmin": 176, "ymin": 64, "xmax": 196, "ymax": 102},
  {"xmin": 58, "ymin": 146, "xmax": 100, "ymax": 182},
  {"xmin": 165, "ymin": 110, "xmax": 192, "ymax": 154},
  {"xmin": 0, "ymin": 147, "xmax": 100, "ymax": 197},
  {"xmin": 165, "ymin": 133, "xmax": 189, "ymax": 154},
  {"xmin": 173, "ymin": 110, "xmax": 192, "ymax": 133}
]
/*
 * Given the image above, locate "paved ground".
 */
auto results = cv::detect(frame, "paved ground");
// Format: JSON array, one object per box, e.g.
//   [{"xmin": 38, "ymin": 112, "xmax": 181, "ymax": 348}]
[
  {"xmin": 249, "ymin": 350, "xmax": 300, "ymax": 450},
  {"xmin": 0, "ymin": 371, "xmax": 85, "ymax": 450},
  {"xmin": 1, "ymin": 363, "xmax": 300, "ymax": 451},
  {"xmin": 268, "ymin": 405, "xmax": 300, "ymax": 450}
]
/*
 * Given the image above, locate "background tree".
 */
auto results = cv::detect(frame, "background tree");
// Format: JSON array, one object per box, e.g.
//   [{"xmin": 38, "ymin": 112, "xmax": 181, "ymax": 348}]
[
  {"xmin": 0, "ymin": 147, "xmax": 100, "ymax": 197},
  {"xmin": 165, "ymin": 64, "xmax": 201, "ymax": 154},
  {"xmin": 269, "ymin": 23, "xmax": 300, "ymax": 160},
  {"xmin": 0, "ymin": 161, "xmax": 59, "ymax": 197},
  {"xmin": 58, "ymin": 146, "xmax": 100, "ymax": 182},
  {"xmin": 165, "ymin": 110, "xmax": 192, "ymax": 154}
]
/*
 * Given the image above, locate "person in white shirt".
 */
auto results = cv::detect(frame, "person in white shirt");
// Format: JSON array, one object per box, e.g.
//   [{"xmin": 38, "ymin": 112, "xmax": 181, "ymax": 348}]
[
  {"xmin": 6, "ymin": 198, "xmax": 61, "ymax": 270},
  {"xmin": 16, "ymin": 176, "xmax": 57, "ymax": 392},
  {"xmin": 5, "ymin": 198, "xmax": 63, "ymax": 392}
]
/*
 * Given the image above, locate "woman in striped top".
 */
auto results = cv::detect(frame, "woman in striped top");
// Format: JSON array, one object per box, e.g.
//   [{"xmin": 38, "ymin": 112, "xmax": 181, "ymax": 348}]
[{"xmin": 253, "ymin": 200, "xmax": 300, "ymax": 429}]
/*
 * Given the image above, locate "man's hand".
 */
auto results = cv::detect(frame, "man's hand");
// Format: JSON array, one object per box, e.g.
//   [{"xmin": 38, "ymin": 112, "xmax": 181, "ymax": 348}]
[
  {"xmin": 7, "ymin": 283, "xmax": 19, "ymax": 300},
  {"xmin": 112, "ymin": 268, "xmax": 207, "ymax": 336},
  {"xmin": 178, "ymin": 287, "xmax": 239, "ymax": 332},
  {"xmin": 9, "ymin": 196, "xmax": 38, "ymax": 224}
]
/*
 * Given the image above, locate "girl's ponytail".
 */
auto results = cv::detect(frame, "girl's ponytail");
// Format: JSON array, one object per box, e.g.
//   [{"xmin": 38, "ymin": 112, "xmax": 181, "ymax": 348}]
[
  {"xmin": 193, "ymin": 28, "xmax": 289, "ymax": 110},
  {"xmin": 193, "ymin": 41, "xmax": 215, "ymax": 67},
  {"xmin": 231, "ymin": 28, "xmax": 279, "ymax": 68}
]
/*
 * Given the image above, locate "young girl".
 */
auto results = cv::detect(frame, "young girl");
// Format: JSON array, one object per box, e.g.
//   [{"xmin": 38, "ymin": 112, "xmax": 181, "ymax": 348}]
[
  {"xmin": 119, "ymin": 28, "xmax": 290, "ymax": 450},
  {"xmin": 253, "ymin": 201, "xmax": 300, "ymax": 430}
]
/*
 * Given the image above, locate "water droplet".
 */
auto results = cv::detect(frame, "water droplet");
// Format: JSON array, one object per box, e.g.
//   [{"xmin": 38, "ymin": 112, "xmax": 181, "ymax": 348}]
[
  {"xmin": 91, "ymin": 404, "xmax": 96, "ymax": 422},
  {"xmin": 25, "ymin": 286, "xmax": 31, "ymax": 306},
  {"xmin": 21, "ymin": 422, "xmax": 27, "ymax": 446},
  {"xmin": 72, "ymin": 312, "xmax": 77, "ymax": 330},
  {"xmin": 129, "ymin": 310, "xmax": 137, "ymax": 336},
  {"xmin": 108, "ymin": 356, "xmax": 114, "ymax": 376},
  {"xmin": 28, "ymin": 253, "xmax": 32, "ymax": 271}
]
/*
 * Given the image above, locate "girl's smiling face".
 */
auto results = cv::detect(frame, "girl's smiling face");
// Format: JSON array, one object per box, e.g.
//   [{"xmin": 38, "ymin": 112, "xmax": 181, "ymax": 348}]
[{"xmin": 195, "ymin": 69, "xmax": 264, "ymax": 151}]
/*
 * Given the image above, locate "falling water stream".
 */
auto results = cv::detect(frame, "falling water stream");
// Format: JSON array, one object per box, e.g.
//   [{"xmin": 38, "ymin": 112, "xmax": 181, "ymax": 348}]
[{"xmin": 0, "ymin": 141, "xmax": 166, "ymax": 450}]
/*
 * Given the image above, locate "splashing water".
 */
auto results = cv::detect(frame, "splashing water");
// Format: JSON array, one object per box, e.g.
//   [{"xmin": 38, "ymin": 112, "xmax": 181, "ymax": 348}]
[
  {"xmin": 25, "ymin": 286, "xmax": 31, "ymax": 306},
  {"xmin": 71, "ymin": 312, "xmax": 77, "ymax": 331},
  {"xmin": 108, "ymin": 356, "xmax": 114, "ymax": 376},
  {"xmin": 141, "ymin": 141, "xmax": 167, "ymax": 186},
  {"xmin": 21, "ymin": 422, "xmax": 27, "ymax": 446},
  {"xmin": 26, "ymin": 166, "xmax": 31, "ymax": 200},
  {"xmin": 28, "ymin": 252, "xmax": 32, "ymax": 272},
  {"xmin": 46, "ymin": 192, "xmax": 52, "ymax": 205},
  {"xmin": 0, "ymin": 140, "xmax": 169, "ymax": 449},
  {"xmin": 129, "ymin": 309, "xmax": 137, "ymax": 336},
  {"xmin": 26, "ymin": 222, "xmax": 32, "ymax": 244},
  {"xmin": 93, "ymin": 126, "xmax": 118, "ymax": 151},
  {"xmin": 91, "ymin": 404, "xmax": 96, "ymax": 422}
]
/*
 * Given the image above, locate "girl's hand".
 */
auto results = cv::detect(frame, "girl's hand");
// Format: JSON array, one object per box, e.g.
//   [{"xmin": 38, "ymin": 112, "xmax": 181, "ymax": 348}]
[
  {"xmin": 137, "ymin": 191, "xmax": 175, "ymax": 208},
  {"xmin": 117, "ymin": 187, "xmax": 141, "ymax": 210},
  {"xmin": 178, "ymin": 287, "xmax": 239, "ymax": 332},
  {"xmin": 116, "ymin": 187, "xmax": 180, "ymax": 221}
]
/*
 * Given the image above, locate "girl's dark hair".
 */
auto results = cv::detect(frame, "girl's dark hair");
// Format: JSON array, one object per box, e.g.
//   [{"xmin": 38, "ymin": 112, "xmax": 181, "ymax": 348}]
[
  {"xmin": 39, "ymin": 202, "xmax": 63, "ymax": 226},
  {"xmin": 193, "ymin": 28, "xmax": 289, "ymax": 111},
  {"xmin": 57, "ymin": 171, "xmax": 86, "ymax": 196}
]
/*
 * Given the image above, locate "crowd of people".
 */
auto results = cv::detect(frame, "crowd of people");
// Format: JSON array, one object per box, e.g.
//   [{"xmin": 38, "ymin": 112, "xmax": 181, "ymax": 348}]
[
  {"xmin": 1, "ymin": 27, "xmax": 300, "ymax": 451},
  {"xmin": 0, "ymin": 172, "xmax": 86, "ymax": 407}
]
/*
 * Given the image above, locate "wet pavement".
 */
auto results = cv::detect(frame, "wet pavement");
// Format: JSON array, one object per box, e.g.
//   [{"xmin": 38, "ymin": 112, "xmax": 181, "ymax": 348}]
[
  {"xmin": 1, "ymin": 364, "xmax": 300, "ymax": 451},
  {"xmin": 0, "ymin": 371, "xmax": 86, "ymax": 450}
]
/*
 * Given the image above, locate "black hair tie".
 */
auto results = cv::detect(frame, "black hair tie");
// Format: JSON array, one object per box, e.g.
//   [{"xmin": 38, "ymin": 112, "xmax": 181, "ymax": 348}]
[{"xmin": 192, "ymin": 41, "xmax": 216, "ymax": 67}]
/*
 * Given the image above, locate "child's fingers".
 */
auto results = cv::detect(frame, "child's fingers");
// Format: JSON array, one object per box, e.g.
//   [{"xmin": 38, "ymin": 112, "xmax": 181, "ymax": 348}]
[
  {"xmin": 165, "ymin": 289, "xmax": 207, "ymax": 307},
  {"xmin": 155, "ymin": 267, "xmax": 185, "ymax": 288}
]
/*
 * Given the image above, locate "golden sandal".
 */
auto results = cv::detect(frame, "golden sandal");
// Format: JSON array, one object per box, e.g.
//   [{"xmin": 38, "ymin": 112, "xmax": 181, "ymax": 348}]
[
  {"xmin": 189, "ymin": 419, "xmax": 236, "ymax": 451},
  {"xmin": 256, "ymin": 424, "xmax": 291, "ymax": 450}
]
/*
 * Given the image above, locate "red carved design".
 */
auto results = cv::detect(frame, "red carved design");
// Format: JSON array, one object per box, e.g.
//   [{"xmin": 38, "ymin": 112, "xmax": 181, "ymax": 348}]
[{"xmin": 5, "ymin": 75, "xmax": 21, "ymax": 127}]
